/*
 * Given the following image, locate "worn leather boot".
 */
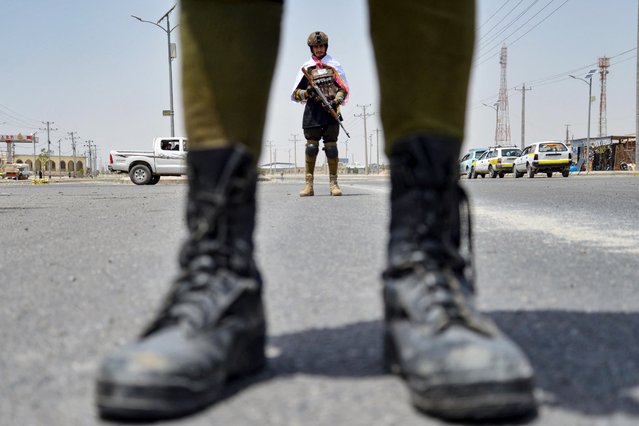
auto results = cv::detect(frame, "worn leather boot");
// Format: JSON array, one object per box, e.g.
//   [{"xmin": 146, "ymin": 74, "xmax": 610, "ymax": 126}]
[
  {"xmin": 300, "ymin": 143, "xmax": 318, "ymax": 197},
  {"xmin": 384, "ymin": 134, "xmax": 536, "ymax": 421},
  {"xmin": 299, "ymin": 173, "xmax": 314, "ymax": 197},
  {"xmin": 327, "ymin": 157, "xmax": 342, "ymax": 196},
  {"xmin": 96, "ymin": 147, "xmax": 266, "ymax": 420},
  {"xmin": 329, "ymin": 174, "xmax": 342, "ymax": 196}
]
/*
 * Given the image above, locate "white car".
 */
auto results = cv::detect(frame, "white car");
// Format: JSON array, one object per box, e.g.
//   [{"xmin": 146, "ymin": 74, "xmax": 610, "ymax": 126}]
[
  {"xmin": 513, "ymin": 141, "xmax": 571, "ymax": 178},
  {"xmin": 472, "ymin": 146, "xmax": 521, "ymax": 179}
]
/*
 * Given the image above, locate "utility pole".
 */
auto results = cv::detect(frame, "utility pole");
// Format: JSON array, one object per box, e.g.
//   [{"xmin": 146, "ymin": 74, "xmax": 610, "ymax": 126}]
[
  {"xmin": 92, "ymin": 144, "xmax": 98, "ymax": 175},
  {"xmin": 289, "ymin": 133, "xmax": 300, "ymax": 172},
  {"xmin": 68, "ymin": 131, "xmax": 78, "ymax": 177},
  {"xmin": 369, "ymin": 134, "xmax": 373, "ymax": 170},
  {"xmin": 40, "ymin": 121, "xmax": 57, "ymax": 179},
  {"xmin": 515, "ymin": 84, "xmax": 532, "ymax": 149},
  {"xmin": 374, "ymin": 128, "xmax": 382, "ymax": 172},
  {"xmin": 354, "ymin": 104, "xmax": 374, "ymax": 174},
  {"xmin": 266, "ymin": 140, "xmax": 274, "ymax": 175},
  {"xmin": 636, "ymin": 0, "xmax": 639, "ymax": 168},
  {"xmin": 57, "ymin": 139, "xmax": 62, "ymax": 178},
  {"xmin": 85, "ymin": 140, "xmax": 93, "ymax": 177},
  {"xmin": 565, "ymin": 124, "xmax": 571, "ymax": 145},
  {"xmin": 483, "ymin": 102, "xmax": 499, "ymax": 144},
  {"xmin": 31, "ymin": 132, "xmax": 38, "ymax": 178}
]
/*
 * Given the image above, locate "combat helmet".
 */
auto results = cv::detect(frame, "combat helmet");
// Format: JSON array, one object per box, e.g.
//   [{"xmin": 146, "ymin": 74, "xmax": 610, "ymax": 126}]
[{"xmin": 307, "ymin": 31, "xmax": 329, "ymax": 48}]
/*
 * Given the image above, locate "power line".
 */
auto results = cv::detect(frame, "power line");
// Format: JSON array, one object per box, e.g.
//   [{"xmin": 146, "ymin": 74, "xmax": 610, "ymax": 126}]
[
  {"xmin": 478, "ymin": 0, "xmax": 541, "ymax": 49},
  {"xmin": 478, "ymin": 0, "xmax": 516, "ymax": 32},
  {"xmin": 475, "ymin": 0, "xmax": 571, "ymax": 67},
  {"xmin": 477, "ymin": 0, "xmax": 526, "ymax": 44}
]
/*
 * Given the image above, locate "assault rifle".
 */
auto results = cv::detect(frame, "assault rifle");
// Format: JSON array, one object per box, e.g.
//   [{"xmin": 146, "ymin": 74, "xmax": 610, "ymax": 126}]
[{"xmin": 301, "ymin": 66, "xmax": 350, "ymax": 138}]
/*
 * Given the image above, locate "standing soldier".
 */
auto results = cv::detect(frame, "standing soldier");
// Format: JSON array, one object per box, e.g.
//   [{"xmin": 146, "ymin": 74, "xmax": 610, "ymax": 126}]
[{"xmin": 291, "ymin": 31, "xmax": 349, "ymax": 197}]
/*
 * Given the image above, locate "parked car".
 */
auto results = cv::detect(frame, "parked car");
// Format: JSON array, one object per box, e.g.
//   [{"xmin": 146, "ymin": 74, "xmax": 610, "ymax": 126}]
[
  {"xmin": 472, "ymin": 145, "xmax": 521, "ymax": 178},
  {"xmin": 459, "ymin": 147, "xmax": 487, "ymax": 178},
  {"xmin": 513, "ymin": 141, "xmax": 571, "ymax": 178}
]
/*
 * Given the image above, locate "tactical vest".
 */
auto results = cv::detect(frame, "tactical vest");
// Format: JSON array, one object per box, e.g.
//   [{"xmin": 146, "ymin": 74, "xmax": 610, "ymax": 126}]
[{"xmin": 310, "ymin": 67, "xmax": 338, "ymax": 101}]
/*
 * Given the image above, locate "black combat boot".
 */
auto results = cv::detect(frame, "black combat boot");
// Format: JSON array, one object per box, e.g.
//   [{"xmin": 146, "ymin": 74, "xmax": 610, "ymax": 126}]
[
  {"xmin": 383, "ymin": 134, "xmax": 536, "ymax": 421},
  {"xmin": 96, "ymin": 147, "xmax": 266, "ymax": 420}
]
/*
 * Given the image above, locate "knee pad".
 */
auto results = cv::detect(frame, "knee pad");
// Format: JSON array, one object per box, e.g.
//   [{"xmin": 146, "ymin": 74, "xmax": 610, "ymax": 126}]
[
  {"xmin": 324, "ymin": 142, "xmax": 338, "ymax": 159},
  {"xmin": 305, "ymin": 142, "xmax": 319, "ymax": 157}
]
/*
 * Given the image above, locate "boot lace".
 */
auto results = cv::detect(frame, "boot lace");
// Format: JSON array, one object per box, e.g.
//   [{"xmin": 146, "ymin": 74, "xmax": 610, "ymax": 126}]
[
  {"xmin": 389, "ymin": 185, "xmax": 496, "ymax": 337},
  {"xmin": 143, "ymin": 153, "xmax": 258, "ymax": 336}
]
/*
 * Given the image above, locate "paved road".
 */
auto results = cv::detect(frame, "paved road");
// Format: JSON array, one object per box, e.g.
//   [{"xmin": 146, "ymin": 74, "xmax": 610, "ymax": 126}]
[{"xmin": 1, "ymin": 174, "xmax": 638, "ymax": 425}]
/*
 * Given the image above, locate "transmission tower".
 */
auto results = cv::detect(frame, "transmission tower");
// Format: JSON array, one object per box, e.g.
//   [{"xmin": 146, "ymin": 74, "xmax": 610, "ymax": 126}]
[
  {"xmin": 496, "ymin": 45, "xmax": 511, "ymax": 145},
  {"xmin": 598, "ymin": 56, "xmax": 610, "ymax": 137}
]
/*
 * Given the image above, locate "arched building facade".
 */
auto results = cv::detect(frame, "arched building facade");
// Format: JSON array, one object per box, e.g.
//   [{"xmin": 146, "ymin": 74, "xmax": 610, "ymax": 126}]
[{"xmin": 12, "ymin": 154, "xmax": 87, "ymax": 177}]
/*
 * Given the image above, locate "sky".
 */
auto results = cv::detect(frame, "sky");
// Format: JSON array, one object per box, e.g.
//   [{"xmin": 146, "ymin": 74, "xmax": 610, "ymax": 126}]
[{"xmin": 1, "ymin": 0, "xmax": 637, "ymax": 169}]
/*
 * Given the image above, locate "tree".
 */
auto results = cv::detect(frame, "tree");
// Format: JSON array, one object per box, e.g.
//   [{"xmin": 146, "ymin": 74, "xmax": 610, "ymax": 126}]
[{"xmin": 38, "ymin": 148, "xmax": 50, "ymax": 178}]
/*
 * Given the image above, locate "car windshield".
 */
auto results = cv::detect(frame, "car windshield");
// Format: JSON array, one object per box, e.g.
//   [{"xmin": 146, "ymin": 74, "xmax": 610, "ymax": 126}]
[
  {"xmin": 502, "ymin": 149, "xmax": 521, "ymax": 157},
  {"xmin": 539, "ymin": 143, "xmax": 567, "ymax": 152}
]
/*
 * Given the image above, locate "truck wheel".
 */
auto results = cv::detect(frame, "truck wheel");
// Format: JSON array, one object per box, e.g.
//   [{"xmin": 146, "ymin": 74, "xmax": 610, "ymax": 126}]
[
  {"xmin": 130, "ymin": 164, "xmax": 152, "ymax": 185},
  {"xmin": 562, "ymin": 169, "xmax": 570, "ymax": 178},
  {"xmin": 527, "ymin": 163, "xmax": 535, "ymax": 178},
  {"xmin": 489, "ymin": 166, "xmax": 497, "ymax": 178},
  {"xmin": 148, "ymin": 175, "xmax": 161, "ymax": 185}
]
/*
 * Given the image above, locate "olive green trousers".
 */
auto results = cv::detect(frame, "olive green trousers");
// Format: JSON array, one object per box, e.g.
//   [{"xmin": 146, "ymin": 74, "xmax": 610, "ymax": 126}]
[{"xmin": 181, "ymin": 0, "xmax": 475, "ymax": 160}]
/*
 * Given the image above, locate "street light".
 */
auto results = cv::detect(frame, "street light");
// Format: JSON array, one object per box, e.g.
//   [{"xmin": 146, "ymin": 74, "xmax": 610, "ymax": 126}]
[
  {"xmin": 483, "ymin": 102, "xmax": 499, "ymax": 144},
  {"xmin": 569, "ymin": 69, "xmax": 597, "ymax": 173},
  {"xmin": 132, "ymin": 5, "xmax": 178, "ymax": 137}
]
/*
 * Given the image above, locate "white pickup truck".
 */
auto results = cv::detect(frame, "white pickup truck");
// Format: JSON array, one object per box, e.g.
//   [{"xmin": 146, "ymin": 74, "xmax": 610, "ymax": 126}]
[{"xmin": 108, "ymin": 137, "xmax": 188, "ymax": 185}]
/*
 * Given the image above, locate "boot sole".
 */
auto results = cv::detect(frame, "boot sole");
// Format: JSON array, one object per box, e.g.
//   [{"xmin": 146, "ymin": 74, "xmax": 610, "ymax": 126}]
[
  {"xmin": 384, "ymin": 331, "xmax": 536, "ymax": 421},
  {"xmin": 97, "ymin": 333, "xmax": 266, "ymax": 420}
]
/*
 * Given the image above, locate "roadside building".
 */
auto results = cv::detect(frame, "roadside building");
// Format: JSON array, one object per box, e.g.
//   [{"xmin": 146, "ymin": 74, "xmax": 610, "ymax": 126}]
[
  {"xmin": 8, "ymin": 154, "xmax": 87, "ymax": 177},
  {"xmin": 569, "ymin": 134, "xmax": 635, "ymax": 171}
]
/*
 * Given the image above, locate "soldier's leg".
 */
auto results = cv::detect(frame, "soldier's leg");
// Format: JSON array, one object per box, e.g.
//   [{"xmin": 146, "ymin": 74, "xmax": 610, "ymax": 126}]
[
  {"xmin": 300, "ymin": 127, "xmax": 321, "ymax": 197},
  {"xmin": 323, "ymin": 124, "xmax": 342, "ymax": 196},
  {"xmin": 96, "ymin": 0, "xmax": 282, "ymax": 420},
  {"xmin": 369, "ymin": 0, "xmax": 536, "ymax": 420}
]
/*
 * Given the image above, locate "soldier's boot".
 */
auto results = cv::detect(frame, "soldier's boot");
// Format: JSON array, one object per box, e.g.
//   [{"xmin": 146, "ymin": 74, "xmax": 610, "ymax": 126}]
[
  {"xmin": 327, "ymin": 155, "xmax": 342, "ymax": 196},
  {"xmin": 299, "ymin": 173, "xmax": 314, "ymax": 197},
  {"xmin": 384, "ymin": 135, "xmax": 536, "ymax": 421},
  {"xmin": 299, "ymin": 141, "xmax": 318, "ymax": 197},
  {"xmin": 329, "ymin": 174, "xmax": 342, "ymax": 196},
  {"xmin": 96, "ymin": 147, "xmax": 266, "ymax": 421}
]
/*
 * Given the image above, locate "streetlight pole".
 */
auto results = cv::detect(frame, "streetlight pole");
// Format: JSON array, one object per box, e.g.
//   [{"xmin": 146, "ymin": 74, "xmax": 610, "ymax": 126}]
[
  {"xmin": 570, "ymin": 70, "xmax": 597, "ymax": 173},
  {"xmin": 483, "ymin": 102, "xmax": 499, "ymax": 145},
  {"xmin": 31, "ymin": 132, "xmax": 38, "ymax": 177},
  {"xmin": 132, "ymin": 5, "xmax": 178, "ymax": 137}
]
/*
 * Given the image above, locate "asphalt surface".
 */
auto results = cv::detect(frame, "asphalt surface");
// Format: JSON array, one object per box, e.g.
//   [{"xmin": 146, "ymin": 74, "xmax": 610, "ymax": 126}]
[{"xmin": 1, "ymin": 173, "xmax": 638, "ymax": 426}]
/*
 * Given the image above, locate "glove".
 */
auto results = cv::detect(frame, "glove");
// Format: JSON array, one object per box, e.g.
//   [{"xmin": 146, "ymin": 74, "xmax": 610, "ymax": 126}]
[{"xmin": 305, "ymin": 87, "xmax": 317, "ymax": 99}]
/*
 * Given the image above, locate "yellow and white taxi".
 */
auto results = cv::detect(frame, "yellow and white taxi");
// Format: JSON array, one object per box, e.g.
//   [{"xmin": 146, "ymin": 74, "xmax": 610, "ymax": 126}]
[
  {"xmin": 471, "ymin": 146, "xmax": 521, "ymax": 179},
  {"xmin": 513, "ymin": 141, "xmax": 571, "ymax": 178}
]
